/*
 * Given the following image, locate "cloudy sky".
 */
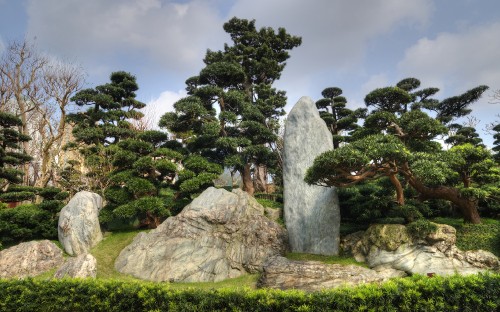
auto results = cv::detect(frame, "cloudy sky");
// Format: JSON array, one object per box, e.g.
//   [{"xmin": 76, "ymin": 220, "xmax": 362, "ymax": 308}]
[{"xmin": 1, "ymin": 0, "xmax": 499, "ymax": 146}]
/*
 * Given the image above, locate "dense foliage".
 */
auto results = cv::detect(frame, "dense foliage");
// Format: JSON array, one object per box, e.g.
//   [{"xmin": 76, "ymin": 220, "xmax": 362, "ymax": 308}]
[
  {"xmin": 306, "ymin": 78, "xmax": 498, "ymax": 224},
  {"xmin": 161, "ymin": 17, "xmax": 301, "ymax": 195},
  {"xmin": 0, "ymin": 274, "xmax": 498, "ymax": 311},
  {"xmin": 315, "ymin": 86, "xmax": 367, "ymax": 148}
]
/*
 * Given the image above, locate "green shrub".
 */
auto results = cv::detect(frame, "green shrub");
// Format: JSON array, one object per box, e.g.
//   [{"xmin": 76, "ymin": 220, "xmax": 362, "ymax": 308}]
[
  {"xmin": 407, "ymin": 219, "xmax": 438, "ymax": 239},
  {"xmin": 0, "ymin": 274, "xmax": 498, "ymax": 311},
  {"xmin": 0, "ymin": 204, "xmax": 56, "ymax": 245}
]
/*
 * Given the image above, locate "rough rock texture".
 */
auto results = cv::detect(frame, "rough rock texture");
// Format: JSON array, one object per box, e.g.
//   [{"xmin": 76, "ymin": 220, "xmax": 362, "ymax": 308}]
[
  {"xmin": 0, "ymin": 240, "xmax": 64, "ymax": 278},
  {"xmin": 341, "ymin": 223, "xmax": 500, "ymax": 276},
  {"xmin": 264, "ymin": 207, "xmax": 282, "ymax": 222},
  {"xmin": 54, "ymin": 254, "xmax": 97, "ymax": 279},
  {"xmin": 283, "ymin": 96, "xmax": 340, "ymax": 255},
  {"xmin": 258, "ymin": 256, "xmax": 405, "ymax": 291},
  {"xmin": 58, "ymin": 191, "xmax": 103, "ymax": 256},
  {"xmin": 115, "ymin": 187, "xmax": 288, "ymax": 282}
]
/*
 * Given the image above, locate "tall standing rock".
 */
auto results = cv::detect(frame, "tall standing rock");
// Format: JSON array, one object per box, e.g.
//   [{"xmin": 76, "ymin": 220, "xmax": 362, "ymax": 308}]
[
  {"xmin": 58, "ymin": 191, "xmax": 103, "ymax": 256},
  {"xmin": 284, "ymin": 96, "xmax": 340, "ymax": 255}
]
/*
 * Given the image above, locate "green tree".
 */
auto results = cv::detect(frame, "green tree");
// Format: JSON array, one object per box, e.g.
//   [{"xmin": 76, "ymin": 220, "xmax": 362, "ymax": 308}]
[
  {"xmin": 306, "ymin": 78, "xmax": 494, "ymax": 224},
  {"xmin": 66, "ymin": 71, "xmax": 145, "ymax": 191},
  {"xmin": 315, "ymin": 87, "xmax": 367, "ymax": 148},
  {"xmin": 101, "ymin": 130, "xmax": 184, "ymax": 228},
  {"xmin": 161, "ymin": 17, "xmax": 301, "ymax": 195},
  {"xmin": 492, "ymin": 123, "xmax": 500, "ymax": 163},
  {"xmin": 0, "ymin": 111, "xmax": 33, "ymax": 202}
]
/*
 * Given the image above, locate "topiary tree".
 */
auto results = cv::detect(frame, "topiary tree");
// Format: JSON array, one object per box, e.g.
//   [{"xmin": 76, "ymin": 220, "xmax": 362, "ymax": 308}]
[
  {"xmin": 316, "ymin": 87, "xmax": 367, "ymax": 148},
  {"xmin": 161, "ymin": 17, "xmax": 301, "ymax": 196},
  {"xmin": 306, "ymin": 78, "xmax": 495, "ymax": 224},
  {"xmin": 66, "ymin": 71, "xmax": 145, "ymax": 191}
]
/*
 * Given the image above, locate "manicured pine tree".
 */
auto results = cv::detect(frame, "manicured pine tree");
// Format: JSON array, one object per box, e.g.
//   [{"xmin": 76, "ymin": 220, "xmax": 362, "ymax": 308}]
[
  {"xmin": 161, "ymin": 17, "xmax": 301, "ymax": 195},
  {"xmin": 306, "ymin": 78, "xmax": 494, "ymax": 224},
  {"xmin": 315, "ymin": 87, "xmax": 367, "ymax": 148}
]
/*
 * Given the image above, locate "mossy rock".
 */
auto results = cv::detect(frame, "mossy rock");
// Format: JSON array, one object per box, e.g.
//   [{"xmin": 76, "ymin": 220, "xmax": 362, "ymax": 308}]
[{"xmin": 363, "ymin": 224, "xmax": 411, "ymax": 251}]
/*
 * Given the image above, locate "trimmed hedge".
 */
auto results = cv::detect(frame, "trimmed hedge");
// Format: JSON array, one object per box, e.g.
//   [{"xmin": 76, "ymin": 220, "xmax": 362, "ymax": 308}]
[{"xmin": 0, "ymin": 274, "xmax": 498, "ymax": 311}]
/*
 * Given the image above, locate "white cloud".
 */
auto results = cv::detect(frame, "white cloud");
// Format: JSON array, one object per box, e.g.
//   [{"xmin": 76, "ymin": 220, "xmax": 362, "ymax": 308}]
[
  {"xmin": 25, "ymin": 0, "xmax": 225, "ymax": 74},
  {"xmin": 228, "ymin": 0, "xmax": 433, "ymax": 72},
  {"xmin": 145, "ymin": 89, "xmax": 187, "ymax": 128},
  {"xmin": 398, "ymin": 22, "xmax": 500, "ymax": 94},
  {"xmin": 361, "ymin": 73, "xmax": 389, "ymax": 95}
]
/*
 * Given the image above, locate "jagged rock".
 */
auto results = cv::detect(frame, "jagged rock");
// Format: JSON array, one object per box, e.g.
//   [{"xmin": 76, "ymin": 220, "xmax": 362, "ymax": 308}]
[
  {"xmin": 283, "ymin": 96, "xmax": 340, "ymax": 255},
  {"xmin": 115, "ymin": 187, "xmax": 288, "ymax": 282},
  {"xmin": 258, "ymin": 256, "xmax": 404, "ymax": 291},
  {"xmin": 58, "ymin": 191, "xmax": 103, "ymax": 256},
  {"xmin": 0, "ymin": 240, "xmax": 64, "ymax": 278},
  {"xmin": 54, "ymin": 254, "xmax": 97, "ymax": 279},
  {"xmin": 341, "ymin": 223, "xmax": 499, "ymax": 276}
]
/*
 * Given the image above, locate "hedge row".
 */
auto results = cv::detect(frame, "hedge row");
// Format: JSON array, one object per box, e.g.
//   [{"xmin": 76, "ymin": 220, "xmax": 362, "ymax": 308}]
[{"xmin": 0, "ymin": 274, "xmax": 498, "ymax": 311}]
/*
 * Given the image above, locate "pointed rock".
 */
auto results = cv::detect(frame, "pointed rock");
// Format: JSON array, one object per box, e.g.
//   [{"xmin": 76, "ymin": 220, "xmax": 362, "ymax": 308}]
[{"xmin": 283, "ymin": 96, "xmax": 340, "ymax": 255}]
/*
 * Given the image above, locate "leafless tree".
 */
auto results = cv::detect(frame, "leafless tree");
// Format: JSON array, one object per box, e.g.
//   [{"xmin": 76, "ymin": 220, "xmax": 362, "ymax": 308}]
[{"xmin": 0, "ymin": 39, "xmax": 84, "ymax": 186}]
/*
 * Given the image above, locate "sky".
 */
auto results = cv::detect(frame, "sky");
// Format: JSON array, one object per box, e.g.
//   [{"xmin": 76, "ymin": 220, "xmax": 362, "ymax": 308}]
[{"xmin": 1, "ymin": 0, "xmax": 499, "ymax": 146}]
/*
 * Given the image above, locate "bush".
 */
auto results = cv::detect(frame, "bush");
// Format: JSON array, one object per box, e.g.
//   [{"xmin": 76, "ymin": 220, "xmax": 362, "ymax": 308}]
[
  {"xmin": 407, "ymin": 219, "xmax": 438, "ymax": 239},
  {"xmin": 0, "ymin": 204, "xmax": 56, "ymax": 245},
  {"xmin": 0, "ymin": 274, "xmax": 498, "ymax": 311}
]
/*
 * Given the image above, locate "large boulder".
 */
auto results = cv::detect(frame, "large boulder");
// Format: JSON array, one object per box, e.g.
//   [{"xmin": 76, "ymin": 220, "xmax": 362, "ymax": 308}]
[
  {"xmin": 341, "ymin": 223, "xmax": 500, "ymax": 276},
  {"xmin": 283, "ymin": 96, "xmax": 340, "ymax": 255},
  {"xmin": 0, "ymin": 240, "xmax": 64, "ymax": 278},
  {"xmin": 258, "ymin": 256, "xmax": 405, "ymax": 291},
  {"xmin": 54, "ymin": 254, "xmax": 97, "ymax": 279},
  {"xmin": 58, "ymin": 191, "xmax": 103, "ymax": 256},
  {"xmin": 115, "ymin": 187, "xmax": 288, "ymax": 282}
]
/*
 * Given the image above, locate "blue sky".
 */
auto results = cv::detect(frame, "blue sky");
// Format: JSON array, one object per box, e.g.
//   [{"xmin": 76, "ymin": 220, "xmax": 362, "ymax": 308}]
[{"xmin": 1, "ymin": 0, "xmax": 499, "ymax": 146}]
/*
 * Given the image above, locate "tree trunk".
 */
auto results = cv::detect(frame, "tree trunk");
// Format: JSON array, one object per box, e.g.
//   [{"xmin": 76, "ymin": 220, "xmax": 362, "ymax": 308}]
[
  {"xmin": 242, "ymin": 164, "xmax": 254, "ymax": 196},
  {"xmin": 388, "ymin": 173, "xmax": 405, "ymax": 205},
  {"xmin": 403, "ymin": 165, "xmax": 481, "ymax": 224},
  {"xmin": 253, "ymin": 164, "xmax": 267, "ymax": 193}
]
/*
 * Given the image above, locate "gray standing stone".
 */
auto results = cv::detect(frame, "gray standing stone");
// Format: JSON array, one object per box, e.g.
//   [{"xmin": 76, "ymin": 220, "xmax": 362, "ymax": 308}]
[
  {"xmin": 54, "ymin": 254, "xmax": 97, "ymax": 279},
  {"xmin": 58, "ymin": 191, "xmax": 103, "ymax": 256},
  {"xmin": 0, "ymin": 240, "xmax": 64, "ymax": 278},
  {"xmin": 115, "ymin": 187, "xmax": 288, "ymax": 282},
  {"xmin": 283, "ymin": 96, "xmax": 340, "ymax": 255}
]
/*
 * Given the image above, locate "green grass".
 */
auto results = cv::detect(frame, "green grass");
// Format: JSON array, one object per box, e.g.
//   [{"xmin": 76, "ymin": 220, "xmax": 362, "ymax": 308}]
[
  {"xmin": 168, "ymin": 274, "xmax": 260, "ymax": 290},
  {"xmin": 432, "ymin": 217, "xmax": 500, "ymax": 257},
  {"xmin": 285, "ymin": 252, "xmax": 368, "ymax": 267},
  {"xmin": 255, "ymin": 198, "xmax": 283, "ymax": 209},
  {"xmin": 91, "ymin": 230, "xmax": 143, "ymax": 281}
]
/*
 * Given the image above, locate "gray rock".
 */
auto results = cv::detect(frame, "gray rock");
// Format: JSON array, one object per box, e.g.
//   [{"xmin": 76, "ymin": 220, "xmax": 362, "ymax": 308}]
[
  {"xmin": 58, "ymin": 191, "xmax": 103, "ymax": 256},
  {"xmin": 258, "ymin": 256, "xmax": 403, "ymax": 291},
  {"xmin": 283, "ymin": 96, "xmax": 340, "ymax": 255},
  {"xmin": 341, "ymin": 223, "xmax": 500, "ymax": 276},
  {"xmin": 54, "ymin": 254, "xmax": 97, "ymax": 279},
  {"xmin": 115, "ymin": 187, "xmax": 288, "ymax": 282},
  {"xmin": 0, "ymin": 240, "xmax": 64, "ymax": 278}
]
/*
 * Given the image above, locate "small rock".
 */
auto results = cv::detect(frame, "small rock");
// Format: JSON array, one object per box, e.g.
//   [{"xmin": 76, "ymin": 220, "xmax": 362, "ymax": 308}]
[
  {"xmin": 0, "ymin": 240, "xmax": 64, "ymax": 278},
  {"xmin": 54, "ymin": 254, "xmax": 97, "ymax": 279},
  {"xmin": 58, "ymin": 191, "xmax": 103, "ymax": 256}
]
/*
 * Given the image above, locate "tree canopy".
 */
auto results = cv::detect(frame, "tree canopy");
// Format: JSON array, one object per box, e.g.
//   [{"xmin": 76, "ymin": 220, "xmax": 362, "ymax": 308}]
[
  {"xmin": 306, "ymin": 78, "xmax": 496, "ymax": 224},
  {"xmin": 160, "ymin": 17, "xmax": 301, "ymax": 195}
]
